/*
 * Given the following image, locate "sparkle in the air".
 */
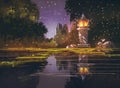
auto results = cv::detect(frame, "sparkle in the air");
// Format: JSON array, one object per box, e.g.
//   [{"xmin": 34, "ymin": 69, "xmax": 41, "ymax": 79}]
[{"xmin": 32, "ymin": 0, "xmax": 70, "ymax": 38}]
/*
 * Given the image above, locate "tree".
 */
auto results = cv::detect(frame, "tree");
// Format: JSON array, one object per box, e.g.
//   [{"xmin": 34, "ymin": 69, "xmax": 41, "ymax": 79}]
[
  {"xmin": 63, "ymin": 24, "xmax": 69, "ymax": 34},
  {"xmin": 0, "ymin": 16, "xmax": 47, "ymax": 40},
  {"xmin": 89, "ymin": 18, "xmax": 120, "ymax": 46},
  {"xmin": 66, "ymin": 21, "xmax": 79, "ymax": 45},
  {"xmin": 65, "ymin": 0, "xmax": 120, "ymax": 46},
  {"xmin": 0, "ymin": 0, "xmax": 48, "ymax": 47},
  {"xmin": 0, "ymin": 0, "xmax": 39, "ymax": 22},
  {"xmin": 54, "ymin": 23, "xmax": 68, "ymax": 47}
]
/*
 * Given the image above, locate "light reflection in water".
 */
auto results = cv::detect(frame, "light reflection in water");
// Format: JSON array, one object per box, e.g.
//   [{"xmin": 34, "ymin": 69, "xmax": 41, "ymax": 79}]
[
  {"xmin": 36, "ymin": 55, "xmax": 71, "ymax": 88},
  {"xmin": 36, "ymin": 55, "xmax": 91, "ymax": 88},
  {"xmin": 1, "ymin": 53, "xmax": 120, "ymax": 88},
  {"xmin": 79, "ymin": 67, "xmax": 89, "ymax": 74}
]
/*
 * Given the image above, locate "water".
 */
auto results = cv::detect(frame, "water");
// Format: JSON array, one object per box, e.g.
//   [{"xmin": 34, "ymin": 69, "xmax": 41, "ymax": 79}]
[{"xmin": 0, "ymin": 53, "xmax": 120, "ymax": 88}]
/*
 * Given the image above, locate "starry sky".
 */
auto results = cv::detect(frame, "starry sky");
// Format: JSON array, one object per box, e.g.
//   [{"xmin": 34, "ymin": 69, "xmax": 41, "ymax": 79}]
[{"xmin": 32, "ymin": 0, "xmax": 70, "ymax": 38}]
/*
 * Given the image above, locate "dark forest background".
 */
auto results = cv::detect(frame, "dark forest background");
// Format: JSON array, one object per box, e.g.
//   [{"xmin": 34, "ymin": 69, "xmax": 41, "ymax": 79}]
[{"xmin": 0, "ymin": 0, "xmax": 120, "ymax": 48}]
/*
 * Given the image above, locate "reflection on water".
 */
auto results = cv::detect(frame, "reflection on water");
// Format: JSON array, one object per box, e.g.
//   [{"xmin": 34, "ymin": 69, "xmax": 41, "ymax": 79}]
[
  {"xmin": 0, "ymin": 68, "xmax": 39, "ymax": 88},
  {"xmin": 0, "ymin": 53, "xmax": 120, "ymax": 88},
  {"xmin": 36, "ymin": 55, "xmax": 78, "ymax": 88}
]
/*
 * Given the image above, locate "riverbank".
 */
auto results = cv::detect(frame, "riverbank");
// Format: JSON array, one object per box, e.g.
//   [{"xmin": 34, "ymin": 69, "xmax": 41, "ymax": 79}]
[
  {"xmin": 0, "ymin": 48, "xmax": 120, "ymax": 68},
  {"xmin": 0, "ymin": 47, "xmax": 114, "ymax": 54}
]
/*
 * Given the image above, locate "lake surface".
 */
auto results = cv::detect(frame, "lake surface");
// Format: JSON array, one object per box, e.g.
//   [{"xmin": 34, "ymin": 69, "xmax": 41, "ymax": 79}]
[{"xmin": 0, "ymin": 53, "xmax": 120, "ymax": 88}]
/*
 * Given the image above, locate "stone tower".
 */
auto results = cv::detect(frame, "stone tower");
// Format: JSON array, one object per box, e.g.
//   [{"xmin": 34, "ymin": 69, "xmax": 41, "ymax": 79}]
[{"xmin": 77, "ymin": 14, "xmax": 90, "ymax": 47}]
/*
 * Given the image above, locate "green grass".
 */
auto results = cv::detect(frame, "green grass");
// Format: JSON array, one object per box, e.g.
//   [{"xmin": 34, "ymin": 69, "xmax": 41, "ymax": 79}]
[
  {"xmin": 0, "ymin": 48, "xmax": 119, "ymax": 68},
  {"xmin": 0, "ymin": 53, "xmax": 49, "ymax": 68},
  {"xmin": 0, "ymin": 58, "xmax": 47, "ymax": 68},
  {"xmin": 0, "ymin": 61, "xmax": 23, "ymax": 67}
]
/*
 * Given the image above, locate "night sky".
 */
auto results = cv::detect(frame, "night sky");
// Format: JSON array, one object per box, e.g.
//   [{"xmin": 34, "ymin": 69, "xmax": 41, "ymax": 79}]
[{"xmin": 32, "ymin": 0, "xmax": 70, "ymax": 38}]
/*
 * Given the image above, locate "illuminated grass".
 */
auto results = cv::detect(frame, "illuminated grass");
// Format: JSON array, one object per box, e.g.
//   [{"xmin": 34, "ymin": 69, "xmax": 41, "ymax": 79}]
[
  {"xmin": 0, "ymin": 59, "xmax": 47, "ymax": 68},
  {"xmin": 0, "ymin": 54, "xmax": 49, "ymax": 67},
  {"xmin": 0, "ymin": 47, "xmax": 119, "ymax": 55},
  {"xmin": 0, "ymin": 61, "xmax": 23, "ymax": 67},
  {"xmin": 16, "ymin": 56, "xmax": 47, "ymax": 60},
  {"xmin": 0, "ymin": 48, "xmax": 120, "ymax": 68}
]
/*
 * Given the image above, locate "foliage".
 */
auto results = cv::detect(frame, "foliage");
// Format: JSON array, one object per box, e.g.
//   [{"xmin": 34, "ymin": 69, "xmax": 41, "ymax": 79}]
[
  {"xmin": 0, "ymin": 16, "xmax": 47, "ymax": 40},
  {"xmin": 54, "ymin": 23, "xmax": 68, "ymax": 47},
  {"xmin": 0, "ymin": 0, "xmax": 39, "ymax": 21},
  {"xmin": 65, "ymin": 0, "xmax": 120, "ymax": 21},
  {"xmin": 88, "ymin": 19, "xmax": 120, "ymax": 46},
  {"xmin": 66, "ymin": 22, "xmax": 79, "ymax": 45},
  {"xmin": 0, "ymin": 0, "xmax": 48, "ymax": 48},
  {"xmin": 65, "ymin": 0, "xmax": 120, "ymax": 47}
]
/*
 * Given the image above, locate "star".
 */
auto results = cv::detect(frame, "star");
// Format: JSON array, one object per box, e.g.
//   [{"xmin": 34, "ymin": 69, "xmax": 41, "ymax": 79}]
[{"xmin": 32, "ymin": 0, "xmax": 70, "ymax": 38}]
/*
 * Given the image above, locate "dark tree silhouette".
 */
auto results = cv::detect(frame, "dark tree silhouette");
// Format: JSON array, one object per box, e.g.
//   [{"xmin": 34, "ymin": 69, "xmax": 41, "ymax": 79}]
[
  {"xmin": 0, "ymin": 0, "xmax": 39, "ymax": 22},
  {"xmin": 65, "ymin": 0, "xmax": 120, "ymax": 47},
  {"xmin": 54, "ymin": 23, "xmax": 68, "ymax": 47},
  {"xmin": 0, "ymin": 0, "xmax": 48, "ymax": 47}
]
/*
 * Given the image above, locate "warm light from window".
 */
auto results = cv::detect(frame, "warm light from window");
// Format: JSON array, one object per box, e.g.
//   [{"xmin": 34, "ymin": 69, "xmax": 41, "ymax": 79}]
[{"xmin": 78, "ymin": 20, "xmax": 89, "ymax": 27}]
